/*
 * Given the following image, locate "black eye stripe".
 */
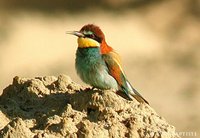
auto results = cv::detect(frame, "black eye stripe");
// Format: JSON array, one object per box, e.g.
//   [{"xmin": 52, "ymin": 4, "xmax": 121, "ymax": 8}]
[
  {"xmin": 85, "ymin": 34, "xmax": 95, "ymax": 38},
  {"xmin": 95, "ymin": 37, "xmax": 102, "ymax": 43},
  {"xmin": 85, "ymin": 33, "xmax": 102, "ymax": 43}
]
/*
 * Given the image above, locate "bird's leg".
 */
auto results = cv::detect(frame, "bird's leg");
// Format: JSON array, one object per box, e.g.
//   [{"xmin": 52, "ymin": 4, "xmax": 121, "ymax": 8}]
[
  {"xmin": 91, "ymin": 86, "xmax": 96, "ymax": 90},
  {"xmin": 83, "ymin": 86, "xmax": 96, "ymax": 91},
  {"xmin": 84, "ymin": 87, "xmax": 91, "ymax": 91}
]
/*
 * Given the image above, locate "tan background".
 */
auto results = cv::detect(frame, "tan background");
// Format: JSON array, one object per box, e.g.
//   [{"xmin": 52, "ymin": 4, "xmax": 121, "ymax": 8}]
[{"xmin": 0, "ymin": 0, "xmax": 199, "ymax": 137}]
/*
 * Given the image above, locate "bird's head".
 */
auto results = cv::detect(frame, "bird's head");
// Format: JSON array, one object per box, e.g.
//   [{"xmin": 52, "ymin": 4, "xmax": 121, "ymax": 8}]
[{"xmin": 67, "ymin": 24, "xmax": 105, "ymax": 48}]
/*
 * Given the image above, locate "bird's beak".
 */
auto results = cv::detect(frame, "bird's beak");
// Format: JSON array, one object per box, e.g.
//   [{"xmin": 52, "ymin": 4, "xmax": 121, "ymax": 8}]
[{"xmin": 66, "ymin": 31, "xmax": 84, "ymax": 37}]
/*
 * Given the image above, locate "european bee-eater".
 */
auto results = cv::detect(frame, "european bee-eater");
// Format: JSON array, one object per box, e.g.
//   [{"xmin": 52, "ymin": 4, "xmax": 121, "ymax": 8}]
[{"xmin": 67, "ymin": 24, "xmax": 148, "ymax": 104}]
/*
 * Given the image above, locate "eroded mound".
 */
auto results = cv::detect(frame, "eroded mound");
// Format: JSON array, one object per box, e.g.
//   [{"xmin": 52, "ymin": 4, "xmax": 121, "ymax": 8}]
[{"xmin": 0, "ymin": 75, "xmax": 179, "ymax": 138}]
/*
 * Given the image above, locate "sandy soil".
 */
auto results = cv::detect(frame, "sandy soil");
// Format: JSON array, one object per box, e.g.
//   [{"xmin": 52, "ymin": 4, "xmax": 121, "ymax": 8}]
[{"xmin": 0, "ymin": 75, "xmax": 180, "ymax": 138}]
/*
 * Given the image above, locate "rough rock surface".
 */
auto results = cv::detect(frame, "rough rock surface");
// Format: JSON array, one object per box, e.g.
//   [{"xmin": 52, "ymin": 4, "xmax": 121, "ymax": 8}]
[{"xmin": 0, "ymin": 75, "xmax": 180, "ymax": 138}]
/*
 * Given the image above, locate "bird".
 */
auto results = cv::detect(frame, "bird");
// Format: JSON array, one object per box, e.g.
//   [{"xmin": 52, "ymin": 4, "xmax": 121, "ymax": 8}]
[{"xmin": 67, "ymin": 24, "xmax": 148, "ymax": 104}]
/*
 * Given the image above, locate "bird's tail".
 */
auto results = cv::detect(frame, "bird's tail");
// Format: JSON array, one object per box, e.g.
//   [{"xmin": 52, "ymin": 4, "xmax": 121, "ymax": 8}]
[
  {"xmin": 130, "ymin": 87, "xmax": 149, "ymax": 104},
  {"xmin": 120, "ymin": 81, "xmax": 149, "ymax": 104}
]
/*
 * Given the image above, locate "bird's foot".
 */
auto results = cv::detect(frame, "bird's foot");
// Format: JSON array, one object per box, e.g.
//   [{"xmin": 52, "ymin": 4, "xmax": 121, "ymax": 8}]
[
  {"xmin": 83, "ymin": 87, "xmax": 96, "ymax": 91},
  {"xmin": 91, "ymin": 86, "xmax": 96, "ymax": 90}
]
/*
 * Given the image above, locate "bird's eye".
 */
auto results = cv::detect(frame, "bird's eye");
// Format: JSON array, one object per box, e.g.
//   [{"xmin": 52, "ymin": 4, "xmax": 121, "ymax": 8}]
[
  {"xmin": 91, "ymin": 34, "xmax": 95, "ymax": 38},
  {"xmin": 84, "ymin": 33, "xmax": 95, "ymax": 39},
  {"xmin": 88, "ymin": 34, "xmax": 95, "ymax": 39}
]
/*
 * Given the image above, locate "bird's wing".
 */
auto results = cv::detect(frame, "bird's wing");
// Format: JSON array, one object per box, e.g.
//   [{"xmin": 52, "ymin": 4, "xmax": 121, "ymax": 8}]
[{"xmin": 102, "ymin": 50, "xmax": 148, "ymax": 104}]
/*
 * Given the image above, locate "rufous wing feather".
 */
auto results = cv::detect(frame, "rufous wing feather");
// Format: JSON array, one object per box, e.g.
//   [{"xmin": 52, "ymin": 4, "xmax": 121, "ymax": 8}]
[{"xmin": 102, "ymin": 50, "xmax": 149, "ymax": 104}]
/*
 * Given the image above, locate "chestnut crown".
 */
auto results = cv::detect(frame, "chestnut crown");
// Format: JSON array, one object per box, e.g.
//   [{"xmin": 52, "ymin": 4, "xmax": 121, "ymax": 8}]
[{"xmin": 80, "ymin": 24, "xmax": 105, "ymax": 43}]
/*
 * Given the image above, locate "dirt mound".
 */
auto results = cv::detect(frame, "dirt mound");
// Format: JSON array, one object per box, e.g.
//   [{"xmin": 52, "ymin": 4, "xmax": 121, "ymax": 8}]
[{"xmin": 0, "ymin": 75, "xmax": 179, "ymax": 138}]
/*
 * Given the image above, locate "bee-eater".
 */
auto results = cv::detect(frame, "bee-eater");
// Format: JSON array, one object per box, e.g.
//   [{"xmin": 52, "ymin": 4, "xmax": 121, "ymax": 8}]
[{"xmin": 67, "ymin": 24, "xmax": 148, "ymax": 104}]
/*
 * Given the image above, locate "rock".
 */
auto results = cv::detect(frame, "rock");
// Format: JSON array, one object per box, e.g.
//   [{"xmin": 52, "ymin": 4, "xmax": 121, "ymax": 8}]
[
  {"xmin": 0, "ymin": 118, "xmax": 33, "ymax": 138},
  {"xmin": 0, "ymin": 75, "xmax": 180, "ymax": 138},
  {"xmin": 0, "ymin": 111, "xmax": 10, "ymax": 130}
]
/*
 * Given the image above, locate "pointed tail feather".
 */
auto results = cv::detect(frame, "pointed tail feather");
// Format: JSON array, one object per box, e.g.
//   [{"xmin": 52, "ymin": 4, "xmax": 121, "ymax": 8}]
[
  {"xmin": 120, "ymin": 81, "xmax": 149, "ymax": 104},
  {"xmin": 131, "ymin": 92, "xmax": 149, "ymax": 104},
  {"xmin": 129, "ymin": 84, "xmax": 149, "ymax": 104}
]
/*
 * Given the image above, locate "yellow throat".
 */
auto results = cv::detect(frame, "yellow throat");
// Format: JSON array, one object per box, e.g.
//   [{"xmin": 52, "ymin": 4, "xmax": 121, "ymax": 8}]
[{"xmin": 77, "ymin": 37, "xmax": 100, "ymax": 48}]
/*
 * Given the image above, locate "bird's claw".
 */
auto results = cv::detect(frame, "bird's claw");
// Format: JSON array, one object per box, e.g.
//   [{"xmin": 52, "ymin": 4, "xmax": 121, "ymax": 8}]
[{"xmin": 82, "ymin": 87, "xmax": 96, "ymax": 91}]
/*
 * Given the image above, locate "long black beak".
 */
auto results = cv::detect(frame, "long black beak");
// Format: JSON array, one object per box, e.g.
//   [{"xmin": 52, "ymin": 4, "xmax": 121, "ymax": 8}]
[{"xmin": 66, "ymin": 31, "xmax": 84, "ymax": 37}]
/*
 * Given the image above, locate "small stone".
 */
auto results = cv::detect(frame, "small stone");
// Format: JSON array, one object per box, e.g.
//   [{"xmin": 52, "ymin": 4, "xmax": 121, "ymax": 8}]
[{"xmin": 57, "ymin": 74, "xmax": 72, "ymax": 91}]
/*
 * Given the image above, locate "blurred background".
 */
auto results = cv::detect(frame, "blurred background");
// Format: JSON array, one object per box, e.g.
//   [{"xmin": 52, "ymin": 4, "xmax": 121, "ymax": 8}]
[{"xmin": 0, "ymin": 0, "xmax": 199, "ymax": 136}]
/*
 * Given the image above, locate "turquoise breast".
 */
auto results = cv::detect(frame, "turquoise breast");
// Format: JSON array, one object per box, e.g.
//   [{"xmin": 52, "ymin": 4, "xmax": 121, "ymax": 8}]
[{"xmin": 75, "ymin": 47, "xmax": 118, "ymax": 90}]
